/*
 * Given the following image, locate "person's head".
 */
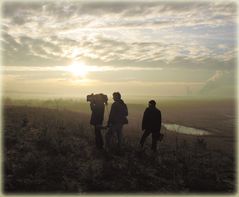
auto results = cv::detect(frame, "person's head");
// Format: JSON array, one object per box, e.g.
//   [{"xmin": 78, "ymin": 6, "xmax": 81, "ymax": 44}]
[
  {"xmin": 113, "ymin": 92, "xmax": 121, "ymax": 101},
  {"xmin": 148, "ymin": 100, "xmax": 156, "ymax": 108}
]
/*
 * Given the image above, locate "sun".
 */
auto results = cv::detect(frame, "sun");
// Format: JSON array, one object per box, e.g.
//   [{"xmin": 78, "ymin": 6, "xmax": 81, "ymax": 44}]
[{"xmin": 67, "ymin": 62, "xmax": 89, "ymax": 77}]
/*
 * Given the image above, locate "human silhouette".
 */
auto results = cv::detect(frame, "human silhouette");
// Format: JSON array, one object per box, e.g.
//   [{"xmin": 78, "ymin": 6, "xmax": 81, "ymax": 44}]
[
  {"xmin": 105, "ymin": 92, "xmax": 128, "ymax": 149},
  {"xmin": 88, "ymin": 93, "xmax": 108, "ymax": 149},
  {"xmin": 140, "ymin": 100, "xmax": 162, "ymax": 152}
]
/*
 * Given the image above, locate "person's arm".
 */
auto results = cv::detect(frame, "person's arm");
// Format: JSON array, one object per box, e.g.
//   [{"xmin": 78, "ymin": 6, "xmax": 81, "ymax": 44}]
[
  {"xmin": 107, "ymin": 103, "xmax": 115, "ymax": 126},
  {"xmin": 142, "ymin": 109, "xmax": 147, "ymax": 130},
  {"xmin": 90, "ymin": 102, "xmax": 95, "ymax": 111},
  {"xmin": 159, "ymin": 110, "xmax": 162, "ymax": 131},
  {"xmin": 124, "ymin": 103, "xmax": 128, "ymax": 116},
  {"xmin": 160, "ymin": 111, "xmax": 162, "ymax": 125}
]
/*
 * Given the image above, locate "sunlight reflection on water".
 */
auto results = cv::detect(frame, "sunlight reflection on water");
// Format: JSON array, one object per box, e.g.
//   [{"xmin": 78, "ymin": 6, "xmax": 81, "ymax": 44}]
[{"xmin": 163, "ymin": 123, "xmax": 211, "ymax": 136}]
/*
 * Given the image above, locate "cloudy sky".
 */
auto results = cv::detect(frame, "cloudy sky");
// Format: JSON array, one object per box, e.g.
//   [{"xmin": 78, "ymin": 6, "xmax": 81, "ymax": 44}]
[{"xmin": 2, "ymin": 1, "xmax": 237, "ymax": 99}]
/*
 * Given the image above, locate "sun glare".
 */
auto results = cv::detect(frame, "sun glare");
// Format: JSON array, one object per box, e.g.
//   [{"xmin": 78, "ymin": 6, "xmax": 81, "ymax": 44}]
[{"xmin": 67, "ymin": 62, "xmax": 89, "ymax": 77}]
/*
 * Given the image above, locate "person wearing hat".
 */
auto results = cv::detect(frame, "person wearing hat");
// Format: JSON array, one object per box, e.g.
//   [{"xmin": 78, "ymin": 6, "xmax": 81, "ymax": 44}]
[{"xmin": 140, "ymin": 100, "xmax": 162, "ymax": 152}]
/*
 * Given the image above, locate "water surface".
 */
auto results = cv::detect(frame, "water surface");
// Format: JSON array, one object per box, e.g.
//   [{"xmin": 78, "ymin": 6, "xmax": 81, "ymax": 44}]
[{"xmin": 163, "ymin": 123, "xmax": 211, "ymax": 136}]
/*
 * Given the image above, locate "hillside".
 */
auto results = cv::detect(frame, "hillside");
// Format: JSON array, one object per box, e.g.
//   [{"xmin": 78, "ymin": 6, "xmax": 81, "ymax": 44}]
[{"xmin": 3, "ymin": 105, "xmax": 235, "ymax": 194}]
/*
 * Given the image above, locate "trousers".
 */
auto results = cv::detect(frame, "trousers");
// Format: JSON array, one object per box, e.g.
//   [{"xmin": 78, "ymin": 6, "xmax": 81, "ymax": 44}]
[
  {"xmin": 105, "ymin": 124, "xmax": 123, "ymax": 149},
  {"xmin": 140, "ymin": 130, "xmax": 159, "ymax": 151},
  {"xmin": 94, "ymin": 126, "xmax": 103, "ymax": 149}
]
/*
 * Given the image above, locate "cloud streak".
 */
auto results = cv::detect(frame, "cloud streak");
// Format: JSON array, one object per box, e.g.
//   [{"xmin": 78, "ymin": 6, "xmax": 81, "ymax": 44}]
[
  {"xmin": 2, "ymin": 2, "xmax": 236, "ymax": 67},
  {"xmin": 3, "ymin": 32, "xmax": 236, "ymax": 70},
  {"xmin": 3, "ymin": 2, "xmax": 236, "ymax": 29},
  {"xmin": 3, "ymin": 65, "xmax": 163, "ymax": 72}
]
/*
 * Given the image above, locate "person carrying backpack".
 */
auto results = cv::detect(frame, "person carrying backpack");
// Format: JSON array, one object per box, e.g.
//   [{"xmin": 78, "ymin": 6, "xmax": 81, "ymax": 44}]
[{"xmin": 88, "ymin": 93, "xmax": 108, "ymax": 150}]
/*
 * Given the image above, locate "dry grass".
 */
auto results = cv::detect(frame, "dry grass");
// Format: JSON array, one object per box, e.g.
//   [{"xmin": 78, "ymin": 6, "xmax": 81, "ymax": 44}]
[{"xmin": 3, "ymin": 98, "xmax": 236, "ymax": 194}]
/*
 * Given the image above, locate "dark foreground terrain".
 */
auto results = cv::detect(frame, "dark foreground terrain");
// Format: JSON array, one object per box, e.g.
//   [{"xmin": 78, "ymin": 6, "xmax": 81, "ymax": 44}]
[{"xmin": 3, "ymin": 104, "xmax": 236, "ymax": 194}]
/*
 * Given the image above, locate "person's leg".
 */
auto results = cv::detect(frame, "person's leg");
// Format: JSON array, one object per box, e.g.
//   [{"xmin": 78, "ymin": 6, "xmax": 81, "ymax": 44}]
[
  {"xmin": 115, "ymin": 124, "xmax": 123, "ymax": 148},
  {"xmin": 140, "ymin": 130, "xmax": 151, "ymax": 147},
  {"xmin": 151, "ymin": 132, "xmax": 158, "ymax": 152},
  {"xmin": 105, "ymin": 125, "xmax": 114, "ymax": 149},
  {"xmin": 95, "ymin": 126, "xmax": 103, "ymax": 149}
]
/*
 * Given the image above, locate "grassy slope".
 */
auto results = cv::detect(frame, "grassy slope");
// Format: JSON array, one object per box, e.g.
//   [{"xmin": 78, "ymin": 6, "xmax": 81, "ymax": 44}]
[{"xmin": 3, "ymin": 103, "xmax": 236, "ymax": 194}]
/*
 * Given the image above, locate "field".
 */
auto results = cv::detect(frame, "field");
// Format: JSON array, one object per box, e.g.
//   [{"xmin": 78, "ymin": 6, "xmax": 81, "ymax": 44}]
[{"xmin": 3, "ymin": 98, "xmax": 236, "ymax": 194}]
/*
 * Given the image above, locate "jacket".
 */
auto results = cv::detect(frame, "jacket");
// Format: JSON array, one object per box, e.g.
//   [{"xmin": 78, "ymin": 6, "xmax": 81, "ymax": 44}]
[
  {"xmin": 142, "ymin": 106, "xmax": 161, "ymax": 132},
  {"xmin": 108, "ymin": 99, "xmax": 128, "ymax": 125},
  {"xmin": 90, "ymin": 101, "xmax": 105, "ymax": 126}
]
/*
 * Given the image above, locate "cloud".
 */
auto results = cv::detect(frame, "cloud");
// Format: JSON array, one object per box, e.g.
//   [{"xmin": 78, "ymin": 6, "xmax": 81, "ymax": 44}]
[
  {"xmin": 2, "ymin": 2, "xmax": 236, "ymax": 71},
  {"xmin": 3, "ymin": 2, "xmax": 236, "ymax": 31},
  {"xmin": 2, "ymin": 32, "xmax": 235, "ymax": 72},
  {"xmin": 2, "ymin": 33, "xmax": 71, "ymax": 67},
  {"xmin": 199, "ymin": 70, "xmax": 236, "ymax": 96}
]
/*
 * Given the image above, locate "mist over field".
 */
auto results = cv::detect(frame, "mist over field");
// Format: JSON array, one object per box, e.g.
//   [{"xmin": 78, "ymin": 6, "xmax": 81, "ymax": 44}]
[{"xmin": 4, "ymin": 96, "xmax": 236, "ymax": 136}]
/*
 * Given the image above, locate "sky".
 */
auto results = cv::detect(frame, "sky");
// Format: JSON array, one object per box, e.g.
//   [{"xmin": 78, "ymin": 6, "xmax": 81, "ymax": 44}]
[{"xmin": 1, "ymin": 1, "xmax": 237, "ymax": 99}]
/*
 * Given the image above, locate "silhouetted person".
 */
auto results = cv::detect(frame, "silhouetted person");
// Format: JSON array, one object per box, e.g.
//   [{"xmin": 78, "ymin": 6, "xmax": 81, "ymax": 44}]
[
  {"xmin": 106, "ymin": 92, "xmax": 128, "ymax": 149},
  {"xmin": 88, "ymin": 94, "xmax": 108, "ymax": 149},
  {"xmin": 140, "ymin": 100, "xmax": 162, "ymax": 152}
]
